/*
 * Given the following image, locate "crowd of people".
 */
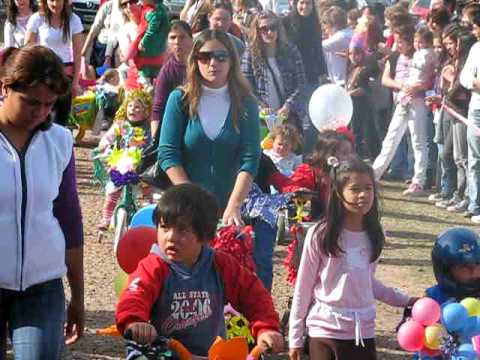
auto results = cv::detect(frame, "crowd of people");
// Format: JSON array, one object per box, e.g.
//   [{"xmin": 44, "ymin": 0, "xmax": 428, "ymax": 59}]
[{"xmin": 1, "ymin": 0, "xmax": 480, "ymax": 357}]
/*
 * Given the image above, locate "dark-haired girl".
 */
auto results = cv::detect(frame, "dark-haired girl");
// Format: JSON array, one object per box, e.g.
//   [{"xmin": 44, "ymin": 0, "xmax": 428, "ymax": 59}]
[
  {"xmin": 0, "ymin": 45, "xmax": 84, "ymax": 357},
  {"xmin": 3, "ymin": 0, "xmax": 36, "ymax": 47},
  {"xmin": 25, "ymin": 0, "xmax": 84, "ymax": 125},
  {"xmin": 289, "ymin": 156, "xmax": 413, "ymax": 360}
]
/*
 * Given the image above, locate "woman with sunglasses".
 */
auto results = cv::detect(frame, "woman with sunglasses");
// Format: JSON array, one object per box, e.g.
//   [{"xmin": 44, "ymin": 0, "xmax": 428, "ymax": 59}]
[
  {"xmin": 0, "ymin": 45, "xmax": 84, "ymax": 358},
  {"xmin": 159, "ymin": 29, "xmax": 260, "ymax": 226},
  {"xmin": 24, "ymin": 0, "xmax": 84, "ymax": 126},
  {"xmin": 282, "ymin": 0, "xmax": 327, "ymax": 155},
  {"xmin": 241, "ymin": 11, "xmax": 306, "ymax": 132}
]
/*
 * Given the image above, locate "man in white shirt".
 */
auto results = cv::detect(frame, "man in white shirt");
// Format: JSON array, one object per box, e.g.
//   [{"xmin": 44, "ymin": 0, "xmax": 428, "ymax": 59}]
[
  {"xmin": 460, "ymin": 13, "xmax": 480, "ymax": 223},
  {"xmin": 321, "ymin": 6, "xmax": 353, "ymax": 85}
]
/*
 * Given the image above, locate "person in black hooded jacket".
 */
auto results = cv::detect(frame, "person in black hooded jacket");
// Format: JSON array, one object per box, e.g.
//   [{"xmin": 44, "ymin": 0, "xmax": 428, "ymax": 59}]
[{"xmin": 282, "ymin": 0, "xmax": 327, "ymax": 156}]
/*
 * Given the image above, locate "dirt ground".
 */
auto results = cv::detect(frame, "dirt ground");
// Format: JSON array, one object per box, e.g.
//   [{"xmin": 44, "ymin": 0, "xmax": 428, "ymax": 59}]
[{"xmin": 61, "ymin": 134, "xmax": 476, "ymax": 359}]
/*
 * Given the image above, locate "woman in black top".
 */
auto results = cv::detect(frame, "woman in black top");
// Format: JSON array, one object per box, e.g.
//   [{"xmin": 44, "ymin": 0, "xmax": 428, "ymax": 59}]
[{"xmin": 282, "ymin": 0, "xmax": 327, "ymax": 156}]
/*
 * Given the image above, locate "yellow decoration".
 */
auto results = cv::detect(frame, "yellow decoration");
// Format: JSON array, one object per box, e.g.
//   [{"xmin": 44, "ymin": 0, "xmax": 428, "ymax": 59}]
[
  {"xmin": 261, "ymin": 135, "xmax": 273, "ymax": 150},
  {"xmin": 113, "ymin": 270, "xmax": 129, "ymax": 298},
  {"xmin": 461, "ymin": 298, "xmax": 480, "ymax": 316},
  {"xmin": 424, "ymin": 324, "xmax": 446, "ymax": 350}
]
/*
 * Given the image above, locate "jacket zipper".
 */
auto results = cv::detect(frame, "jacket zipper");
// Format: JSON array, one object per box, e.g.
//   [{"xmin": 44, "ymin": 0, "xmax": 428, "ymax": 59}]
[
  {"xmin": 18, "ymin": 150, "xmax": 27, "ymax": 290},
  {"xmin": 1, "ymin": 132, "xmax": 35, "ymax": 291}
]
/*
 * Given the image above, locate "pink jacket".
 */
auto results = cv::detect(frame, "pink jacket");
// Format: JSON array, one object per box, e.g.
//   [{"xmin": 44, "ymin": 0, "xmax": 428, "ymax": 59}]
[{"xmin": 289, "ymin": 225, "xmax": 410, "ymax": 348}]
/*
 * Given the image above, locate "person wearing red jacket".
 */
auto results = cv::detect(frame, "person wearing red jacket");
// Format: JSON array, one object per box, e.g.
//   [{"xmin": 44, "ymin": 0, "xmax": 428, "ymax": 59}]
[{"xmin": 116, "ymin": 183, "xmax": 283, "ymax": 356}]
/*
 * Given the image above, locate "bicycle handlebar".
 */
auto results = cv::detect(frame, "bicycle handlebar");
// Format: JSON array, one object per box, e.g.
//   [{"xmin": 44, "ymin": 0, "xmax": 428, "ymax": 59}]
[{"xmin": 124, "ymin": 329, "xmax": 270, "ymax": 360}]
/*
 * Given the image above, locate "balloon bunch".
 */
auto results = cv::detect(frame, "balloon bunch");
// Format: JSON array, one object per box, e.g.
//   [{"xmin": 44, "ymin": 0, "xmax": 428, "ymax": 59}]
[
  {"xmin": 398, "ymin": 297, "xmax": 480, "ymax": 359},
  {"xmin": 211, "ymin": 225, "xmax": 256, "ymax": 273}
]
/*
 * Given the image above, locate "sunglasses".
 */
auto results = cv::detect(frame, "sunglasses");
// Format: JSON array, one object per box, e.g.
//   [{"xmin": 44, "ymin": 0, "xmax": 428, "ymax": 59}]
[
  {"xmin": 120, "ymin": 0, "xmax": 138, "ymax": 9},
  {"xmin": 195, "ymin": 50, "xmax": 230, "ymax": 64},
  {"xmin": 259, "ymin": 24, "xmax": 278, "ymax": 34}
]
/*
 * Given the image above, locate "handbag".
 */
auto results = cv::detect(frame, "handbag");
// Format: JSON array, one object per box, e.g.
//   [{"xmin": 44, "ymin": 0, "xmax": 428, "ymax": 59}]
[{"xmin": 138, "ymin": 91, "xmax": 188, "ymax": 189}]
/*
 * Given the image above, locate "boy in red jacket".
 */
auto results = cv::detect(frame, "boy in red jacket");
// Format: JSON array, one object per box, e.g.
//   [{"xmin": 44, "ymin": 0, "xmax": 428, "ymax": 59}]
[{"xmin": 116, "ymin": 183, "xmax": 283, "ymax": 356}]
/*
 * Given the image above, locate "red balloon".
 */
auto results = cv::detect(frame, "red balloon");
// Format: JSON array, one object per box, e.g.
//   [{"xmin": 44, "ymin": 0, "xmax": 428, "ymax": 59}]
[
  {"xmin": 116, "ymin": 226, "xmax": 157, "ymax": 274},
  {"xmin": 397, "ymin": 320, "xmax": 425, "ymax": 352}
]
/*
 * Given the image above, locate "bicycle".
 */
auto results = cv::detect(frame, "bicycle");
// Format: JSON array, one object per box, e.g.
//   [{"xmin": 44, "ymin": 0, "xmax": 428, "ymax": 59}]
[
  {"xmin": 91, "ymin": 122, "xmax": 156, "ymax": 247},
  {"xmin": 124, "ymin": 329, "xmax": 270, "ymax": 360}
]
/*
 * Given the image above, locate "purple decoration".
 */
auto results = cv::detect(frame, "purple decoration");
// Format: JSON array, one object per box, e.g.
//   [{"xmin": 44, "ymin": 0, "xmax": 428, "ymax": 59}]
[{"xmin": 110, "ymin": 170, "xmax": 140, "ymax": 187}]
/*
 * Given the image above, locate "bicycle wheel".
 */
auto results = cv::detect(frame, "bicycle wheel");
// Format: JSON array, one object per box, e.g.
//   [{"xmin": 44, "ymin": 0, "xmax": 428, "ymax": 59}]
[{"xmin": 113, "ymin": 207, "xmax": 128, "ymax": 254}]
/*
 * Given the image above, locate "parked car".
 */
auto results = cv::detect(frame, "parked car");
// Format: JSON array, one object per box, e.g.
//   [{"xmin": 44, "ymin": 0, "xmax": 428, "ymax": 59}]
[
  {"xmin": 72, "ymin": 0, "xmax": 100, "ymax": 30},
  {"xmin": 410, "ymin": 0, "xmax": 431, "ymax": 19}
]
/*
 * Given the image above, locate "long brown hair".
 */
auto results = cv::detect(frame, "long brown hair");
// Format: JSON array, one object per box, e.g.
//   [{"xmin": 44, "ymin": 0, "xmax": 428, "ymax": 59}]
[
  {"xmin": 183, "ymin": 29, "xmax": 254, "ymax": 129},
  {"xmin": 6, "ymin": 0, "xmax": 37, "ymax": 25},
  {"xmin": 248, "ymin": 11, "xmax": 288, "ymax": 67},
  {"xmin": 40, "ymin": 0, "xmax": 72, "ymax": 42}
]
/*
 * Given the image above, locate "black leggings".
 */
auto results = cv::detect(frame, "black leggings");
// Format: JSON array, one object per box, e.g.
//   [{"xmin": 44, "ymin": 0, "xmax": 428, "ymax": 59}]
[
  {"xmin": 309, "ymin": 337, "xmax": 377, "ymax": 360},
  {"xmin": 54, "ymin": 73, "xmax": 73, "ymax": 126}
]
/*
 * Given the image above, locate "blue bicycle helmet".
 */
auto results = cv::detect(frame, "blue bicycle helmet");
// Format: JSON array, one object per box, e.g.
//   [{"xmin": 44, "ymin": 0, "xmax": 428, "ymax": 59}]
[{"xmin": 432, "ymin": 227, "xmax": 480, "ymax": 299}]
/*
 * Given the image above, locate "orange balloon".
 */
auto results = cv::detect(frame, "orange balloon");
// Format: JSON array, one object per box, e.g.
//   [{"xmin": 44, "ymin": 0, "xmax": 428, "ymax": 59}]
[{"xmin": 116, "ymin": 226, "xmax": 157, "ymax": 273}]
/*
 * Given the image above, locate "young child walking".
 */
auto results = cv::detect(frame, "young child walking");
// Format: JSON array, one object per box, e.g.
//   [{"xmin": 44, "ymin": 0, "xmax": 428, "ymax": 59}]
[
  {"xmin": 373, "ymin": 27, "xmax": 438, "ymax": 196},
  {"xmin": 97, "ymin": 89, "xmax": 152, "ymax": 230},
  {"xmin": 288, "ymin": 155, "xmax": 414, "ymax": 360}
]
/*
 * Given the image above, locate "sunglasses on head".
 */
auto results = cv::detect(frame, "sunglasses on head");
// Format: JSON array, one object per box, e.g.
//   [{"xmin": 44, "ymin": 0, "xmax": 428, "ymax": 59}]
[
  {"xmin": 120, "ymin": 0, "xmax": 138, "ymax": 9},
  {"xmin": 195, "ymin": 49, "xmax": 230, "ymax": 63},
  {"xmin": 259, "ymin": 24, "xmax": 278, "ymax": 34}
]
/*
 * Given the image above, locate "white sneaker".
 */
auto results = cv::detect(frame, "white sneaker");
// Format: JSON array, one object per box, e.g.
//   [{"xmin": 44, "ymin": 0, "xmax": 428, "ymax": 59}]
[{"xmin": 472, "ymin": 215, "xmax": 480, "ymax": 224}]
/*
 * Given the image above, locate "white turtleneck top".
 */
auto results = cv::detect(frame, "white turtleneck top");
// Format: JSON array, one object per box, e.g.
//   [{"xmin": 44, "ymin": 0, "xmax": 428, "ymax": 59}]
[{"xmin": 198, "ymin": 84, "xmax": 231, "ymax": 140}]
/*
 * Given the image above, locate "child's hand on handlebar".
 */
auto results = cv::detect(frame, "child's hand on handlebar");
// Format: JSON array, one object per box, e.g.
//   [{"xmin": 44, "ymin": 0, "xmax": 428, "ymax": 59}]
[
  {"xmin": 126, "ymin": 322, "xmax": 158, "ymax": 344},
  {"xmin": 257, "ymin": 330, "xmax": 284, "ymax": 353},
  {"xmin": 289, "ymin": 347, "xmax": 302, "ymax": 360}
]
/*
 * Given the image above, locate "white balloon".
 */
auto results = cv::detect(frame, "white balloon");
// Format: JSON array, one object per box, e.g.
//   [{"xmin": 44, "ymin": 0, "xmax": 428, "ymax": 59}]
[{"xmin": 308, "ymin": 84, "xmax": 353, "ymax": 132}]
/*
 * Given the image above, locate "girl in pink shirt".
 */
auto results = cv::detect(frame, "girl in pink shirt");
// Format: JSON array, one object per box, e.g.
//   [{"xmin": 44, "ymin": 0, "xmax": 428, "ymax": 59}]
[{"xmin": 288, "ymin": 155, "xmax": 414, "ymax": 360}]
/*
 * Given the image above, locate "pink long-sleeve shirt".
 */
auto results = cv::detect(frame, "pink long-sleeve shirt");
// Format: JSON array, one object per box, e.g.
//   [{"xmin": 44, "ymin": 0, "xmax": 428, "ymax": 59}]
[{"xmin": 289, "ymin": 225, "xmax": 410, "ymax": 348}]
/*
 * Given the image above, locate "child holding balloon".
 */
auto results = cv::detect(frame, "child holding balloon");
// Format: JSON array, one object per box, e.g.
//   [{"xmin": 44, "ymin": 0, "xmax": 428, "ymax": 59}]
[
  {"xmin": 397, "ymin": 227, "xmax": 480, "ymax": 359},
  {"xmin": 289, "ymin": 155, "xmax": 415, "ymax": 360}
]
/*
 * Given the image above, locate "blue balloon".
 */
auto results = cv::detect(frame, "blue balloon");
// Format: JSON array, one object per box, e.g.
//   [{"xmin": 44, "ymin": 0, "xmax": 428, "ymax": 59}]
[
  {"xmin": 442, "ymin": 303, "xmax": 470, "ymax": 333},
  {"xmin": 130, "ymin": 204, "xmax": 156, "ymax": 228},
  {"xmin": 452, "ymin": 343, "xmax": 477, "ymax": 360}
]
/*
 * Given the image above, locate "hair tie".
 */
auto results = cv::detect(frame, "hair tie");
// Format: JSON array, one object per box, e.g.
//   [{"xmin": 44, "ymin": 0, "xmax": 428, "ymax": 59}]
[{"xmin": 327, "ymin": 156, "xmax": 340, "ymax": 169}]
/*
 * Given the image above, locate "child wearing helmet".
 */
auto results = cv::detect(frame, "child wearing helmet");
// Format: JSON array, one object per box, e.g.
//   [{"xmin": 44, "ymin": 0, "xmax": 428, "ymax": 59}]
[
  {"xmin": 429, "ymin": 227, "xmax": 480, "ymax": 304},
  {"xmin": 409, "ymin": 227, "xmax": 480, "ymax": 360}
]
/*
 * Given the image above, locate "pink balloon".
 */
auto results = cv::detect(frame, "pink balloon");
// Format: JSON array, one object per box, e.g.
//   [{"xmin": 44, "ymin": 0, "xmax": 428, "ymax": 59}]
[
  {"xmin": 412, "ymin": 297, "xmax": 441, "ymax": 326},
  {"xmin": 397, "ymin": 320, "xmax": 425, "ymax": 352},
  {"xmin": 472, "ymin": 335, "xmax": 480, "ymax": 353}
]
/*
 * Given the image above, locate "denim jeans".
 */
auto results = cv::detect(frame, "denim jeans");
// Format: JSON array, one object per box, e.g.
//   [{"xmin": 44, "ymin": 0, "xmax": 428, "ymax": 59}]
[
  {"xmin": 467, "ymin": 109, "xmax": 480, "ymax": 214},
  {"xmin": 302, "ymin": 83, "xmax": 319, "ymax": 158},
  {"xmin": 389, "ymin": 135, "xmax": 413, "ymax": 178},
  {"xmin": 0, "ymin": 279, "xmax": 65, "ymax": 360},
  {"xmin": 452, "ymin": 121, "xmax": 468, "ymax": 200},
  {"xmin": 252, "ymin": 218, "xmax": 276, "ymax": 291}
]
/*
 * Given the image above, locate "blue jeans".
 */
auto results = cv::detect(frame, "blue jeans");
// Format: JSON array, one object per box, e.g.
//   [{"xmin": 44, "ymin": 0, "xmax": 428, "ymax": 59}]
[
  {"xmin": 302, "ymin": 83, "xmax": 319, "ymax": 158},
  {"xmin": 0, "ymin": 279, "xmax": 65, "ymax": 360},
  {"xmin": 252, "ymin": 219, "xmax": 276, "ymax": 291},
  {"xmin": 389, "ymin": 135, "xmax": 413, "ymax": 178},
  {"xmin": 467, "ymin": 109, "xmax": 480, "ymax": 214}
]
